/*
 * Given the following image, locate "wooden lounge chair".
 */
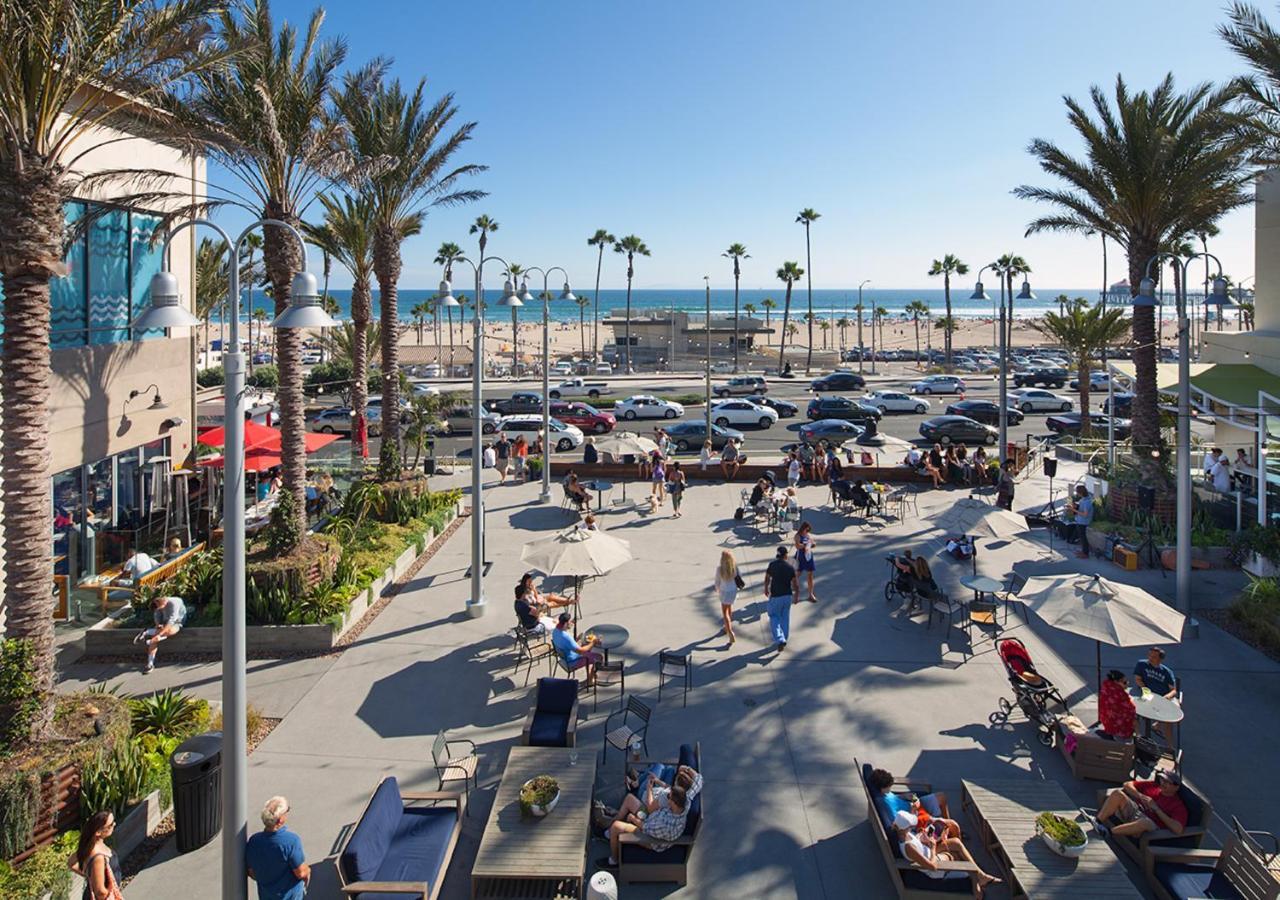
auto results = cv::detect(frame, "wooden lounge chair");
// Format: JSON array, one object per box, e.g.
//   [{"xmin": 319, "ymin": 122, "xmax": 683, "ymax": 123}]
[
  {"xmin": 1095, "ymin": 782, "xmax": 1214, "ymax": 869},
  {"xmin": 1142, "ymin": 826, "xmax": 1279, "ymax": 900},
  {"xmin": 1057, "ymin": 721, "xmax": 1135, "ymax": 783}
]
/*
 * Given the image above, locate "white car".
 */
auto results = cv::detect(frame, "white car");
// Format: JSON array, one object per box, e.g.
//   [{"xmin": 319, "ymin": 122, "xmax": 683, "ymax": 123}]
[
  {"xmin": 550, "ymin": 361, "xmax": 574, "ymax": 376},
  {"xmin": 863, "ymin": 391, "xmax": 929, "ymax": 414},
  {"xmin": 595, "ymin": 363, "xmax": 613, "ymax": 375},
  {"xmin": 301, "ymin": 351, "xmax": 323, "ymax": 365},
  {"xmin": 497, "ymin": 415, "xmax": 584, "ymax": 451},
  {"xmin": 910, "ymin": 374, "xmax": 966, "ymax": 395},
  {"xmin": 709, "ymin": 399, "xmax": 778, "ymax": 428},
  {"xmin": 614, "ymin": 395, "xmax": 684, "ymax": 420},
  {"xmin": 1010, "ymin": 388, "xmax": 1073, "ymax": 413}
]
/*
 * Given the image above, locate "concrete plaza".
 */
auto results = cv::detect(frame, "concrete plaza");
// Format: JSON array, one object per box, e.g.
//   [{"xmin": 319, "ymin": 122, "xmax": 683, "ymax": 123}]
[{"xmin": 60, "ymin": 460, "xmax": 1279, "ymax": 899}]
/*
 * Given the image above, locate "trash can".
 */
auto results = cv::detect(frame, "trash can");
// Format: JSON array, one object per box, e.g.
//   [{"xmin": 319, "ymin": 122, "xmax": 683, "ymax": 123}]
[
  {"xmin": 422, "ymin": 437, "xmax": 437, "ymax": 476},
  {"xmin": 171, "ymin": 732, "xmax": 222, "ymax": 852}
]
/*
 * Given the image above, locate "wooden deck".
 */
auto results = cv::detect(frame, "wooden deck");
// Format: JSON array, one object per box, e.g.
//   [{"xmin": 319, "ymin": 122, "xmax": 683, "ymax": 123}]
[
  {"xmin": 961, "ymin": 779, "xmax": 1141, "ymax": 900},
  {"xmin": 472, "ymin": 747, "xmax": 596, "ymax": 900}
]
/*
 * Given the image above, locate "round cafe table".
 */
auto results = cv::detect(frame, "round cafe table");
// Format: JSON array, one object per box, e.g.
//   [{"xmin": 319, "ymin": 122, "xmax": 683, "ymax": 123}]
[
  {"xmin": 583, "ymin": 623, "xmax": 629, "ymax": 664},
  {"xmin": 1131, "ymin": 690, "xmax": 1184, "ymax": 724},
  {"xmin": 582, "ymin": 480, "xmax": 613, "ymax": 511},
  {"xmin": 959, "ymin": 574, "xmax": 1010, "ymax": 632}
]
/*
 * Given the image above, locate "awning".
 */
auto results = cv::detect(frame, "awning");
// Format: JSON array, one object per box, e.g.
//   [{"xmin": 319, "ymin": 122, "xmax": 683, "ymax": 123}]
[
  {"xmin": 1110, "ymin": 361, "xmax": 1280, "ymax": 431},
  {"xmin": 1107, "ymin": 361, "xmax": 1213, "ymax": 392}
]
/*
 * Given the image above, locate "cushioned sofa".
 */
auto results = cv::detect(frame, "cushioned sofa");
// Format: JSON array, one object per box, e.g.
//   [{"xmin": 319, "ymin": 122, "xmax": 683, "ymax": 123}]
[
  {"xmin": 1143, "ymin": 831, "xmax": 1279, "ymax": 900},
  {"xmin": 337, "ymin": 777, "xmax": 462, "ymax": 899},
  {"xmin": 521, "ymin": 677, "xmax": 579, "ymax": 748},
  {"xmin": 1096, "ymin": 782, "xmax": 1214, "ymax": 868},
  {"xmin": 618, "ymin": 742, "xmax": 704, "ymax": 885}
]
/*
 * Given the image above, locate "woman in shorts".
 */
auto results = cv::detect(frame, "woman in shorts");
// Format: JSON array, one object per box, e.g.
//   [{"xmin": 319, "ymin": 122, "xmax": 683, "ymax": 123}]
[{"xmin": 794, "ymin": 520, "xmax": 817, "ymax": 603}]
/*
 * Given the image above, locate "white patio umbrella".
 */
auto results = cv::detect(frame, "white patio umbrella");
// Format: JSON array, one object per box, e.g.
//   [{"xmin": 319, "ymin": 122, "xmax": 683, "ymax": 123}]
[
  {"xmin": 521, "ymin": 527, "xmax": 633, "ymax": 579},
  {"xmin": 929, "ymin": 496, "xmax": 1030, "ymax": 541},
  {"xmin": 855, "ymin": 433, "xmax": 915, "ymax": 456},
  {"xmin": 1015, "ymin": 573, "xmax": 1186, "ymax": 692},
  {"xmin": 591, "ymin": 431, "xmax": 658, "ymax": 502}
]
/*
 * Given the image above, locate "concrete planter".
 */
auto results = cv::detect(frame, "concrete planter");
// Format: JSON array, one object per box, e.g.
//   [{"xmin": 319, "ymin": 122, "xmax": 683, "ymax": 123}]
[
  {"xmin": 1244, "ymin": 551, "xmax": 1279, "ymax": 578},
  {"xmin": 113, "ymin": 789, "xmax": 167, "ymax": 860},
  {"xmin": 85, "ymin": 512, "xmax": 453, "ymax": 658}
]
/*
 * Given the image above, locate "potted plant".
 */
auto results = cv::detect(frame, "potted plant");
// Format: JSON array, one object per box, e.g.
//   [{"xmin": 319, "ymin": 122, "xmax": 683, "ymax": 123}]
[
  {"xmin": 519, "ymin": 775, "xmax": 560, "ymax": 817},
  {"xmin": 1035, "ymin": 811, "xmax": 1088, "ymax": 858}
]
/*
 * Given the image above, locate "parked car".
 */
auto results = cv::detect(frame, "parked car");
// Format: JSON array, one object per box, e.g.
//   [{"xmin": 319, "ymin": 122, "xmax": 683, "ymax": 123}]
[
  {"xmin": 919, "ymin": 415, "xmax": 998, "ymax": 446},
  {"xmin": 745, "ymin": 394, "xmax": 798, "ymax": 417},
  {"xmin": 709, "ymin": 361, "xmax": 735, "ymax": 374},
  {"xmin": 409, "ymin": 382, "xmax": 440, "ymax": 397},
  {"xmin": 910, "ymin": 374, "xmax": 966, "ymax": 395},
  {"xmin": 862, "ymin": 390, "xmax": 929, "ymax": 414},
  {"xmin": 1102, "ymin": 392, "xmax": 1134, "ymax": 416},
  {"xmin": 614, "ymin": 395, "xmax": 684, "ymax": 420},
  {"xmin": 713, "ymin": 375, "xmax": 768, "ymax": 398},
  {"xmin": 308, "ymin": 406, "xmax": 352, "ymax": 434},
  {"xmin": 550, "ymin": 361, "xmax": 574, "ymax": 377},
  {"xmin": 548, "ymin": 378, "xmax": 612, "ymax": 399},
  {"xmin": 595, "ymin": 363, "xmax": 613, "ymax": 375},
  {"xmin": 1010, "ymin": 388, "xmax": 1073, "ymax": 413},
  {"xmin": 805, "ymin": 396, "xmax": 882, "ymax": 423},
  {"xmin": 445, "ymin": 407, "xmax": 500, "ymax": 434},
  {"xmin": 1046, "ymin": 412, "xmax": 1132, "ymax": 439},
  {"xmin": 497, "ymin": 415, "xmax": 584, "ymax": 451},
  {"xmin": 945, "ymin": 399, "xmax": 1025, "ymax": 426},
  {"xmin": 809, "ymin": 371, "xmax": 866, "ymax": 392},
  {"xmin": 798, "ymin": 419, "xmax": 864, "ymax": 445},
  {"xmin": 548, "ymin": 400, "xmax": 615, "ymax": 434},
  {"xmin": 301, "ymin": 351, "xmax": 323, "ymax": 365},
  {"xmin": 488, "ymin": 391, "xmax": 544, "ymax": 415},
  {"xmin": 1013, "ymin": 367, "xmax": 1069, "ymax": 389},
  {"xmin": 1069, "ymin": 371, "xmax": 1111, "ymax": 390},
  {"xmin": 709, "ymin": 399, "xmax": 778, "ymax": 428},
  {"xmin": 665, "ymin": 421, "xmax": 744, "ymax": 452},
  {"xmin": 252, "ymin": 352, "xmax": 273, "ymax": 365}
]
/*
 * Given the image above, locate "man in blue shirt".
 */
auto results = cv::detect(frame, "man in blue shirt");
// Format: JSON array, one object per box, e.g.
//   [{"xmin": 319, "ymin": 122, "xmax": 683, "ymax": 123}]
[
  {"xmin": 246, "ymin": 796, "xmax": 309, "ymax": 900},
  {"xmin": 551, "ymin": 612, "xmax": 601, "ymax": 684},
  {"xmin": 1134, "ymin": 646, "xmax": 1179, "ymax": 745}
]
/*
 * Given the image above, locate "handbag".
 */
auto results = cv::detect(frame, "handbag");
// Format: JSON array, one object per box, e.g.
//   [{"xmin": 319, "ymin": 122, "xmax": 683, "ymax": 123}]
[
  {"xmin": 734, "ymin": 573, "xmax": 746, "ymax": 590},
  {"xmin": 1134, "ymin": 735, "xmax": 1162, "ymax": 768}
]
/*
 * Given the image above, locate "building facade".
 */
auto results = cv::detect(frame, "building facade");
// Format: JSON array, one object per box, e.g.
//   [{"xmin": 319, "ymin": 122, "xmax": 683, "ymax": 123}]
[{"xmin": 601, "ymin": 308, "xmax": 770, "ymax": 367}]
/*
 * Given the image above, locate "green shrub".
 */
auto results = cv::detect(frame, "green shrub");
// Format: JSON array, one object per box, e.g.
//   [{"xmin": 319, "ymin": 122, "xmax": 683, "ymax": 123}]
[
  {"xmin": 80, "ymin": 739, "xmax": 149, "ymax": 823},
  {"xmin": 1230, "ymin": 576, "xmax": 1280, "ymax": 657},
  {"xmin": 0, "ymin": 773, "xmax": 38, "ymax": 859},
  {"xmin": 0, "ymin": 638, "xmax": 41, "ymax": 753},
  {"xmin": 0, "ymin": 831, "xmax": 76, "ymax": 900},
  {"xmin": 196, "ymin": 365, "xmax": 225, "ymax": 387},
  {"xmin": 129, "ymin": 689, "xmax": 209, "ymax": 739},
  {"xmin": 248, "ymin": 364, "xmax": 278, "ymax": 389}
]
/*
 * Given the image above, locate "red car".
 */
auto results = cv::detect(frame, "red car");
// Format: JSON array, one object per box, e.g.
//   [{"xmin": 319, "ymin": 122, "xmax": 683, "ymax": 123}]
[{"xmin": 549, "ymin": 401, "xmax": 616, "ymax": 434}]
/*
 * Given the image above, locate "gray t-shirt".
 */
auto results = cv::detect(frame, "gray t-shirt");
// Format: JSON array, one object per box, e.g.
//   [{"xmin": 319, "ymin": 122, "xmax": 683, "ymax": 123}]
[{"xmin": 153, "ymin": 597, "xmax": 187, "ymax": 628}]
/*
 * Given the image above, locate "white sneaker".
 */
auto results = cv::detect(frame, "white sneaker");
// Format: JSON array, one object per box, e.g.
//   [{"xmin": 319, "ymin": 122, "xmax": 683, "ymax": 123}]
[{"xmin": 143, "ymin": 662, "xmax": 154, "ymax": 674}]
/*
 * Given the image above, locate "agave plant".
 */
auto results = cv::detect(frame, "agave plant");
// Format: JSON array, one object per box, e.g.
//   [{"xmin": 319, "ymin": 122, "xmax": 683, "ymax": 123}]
[{"xmin": 129, "ymin": 688, "xmax": 206, "ymax": 738}]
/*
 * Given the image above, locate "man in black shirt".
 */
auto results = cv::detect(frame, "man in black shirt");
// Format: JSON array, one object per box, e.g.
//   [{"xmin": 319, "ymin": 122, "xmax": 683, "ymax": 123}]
[
  {"xmin": 763, "ymin": 545, "xmax": 798, "ymax": 651},
  {"xmin": 494, "ymin": 433, "xmax": 511, "ymax": 483}
]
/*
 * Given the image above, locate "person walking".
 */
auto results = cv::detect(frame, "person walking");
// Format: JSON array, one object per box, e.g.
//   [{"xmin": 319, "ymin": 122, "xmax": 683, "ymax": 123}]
[
  {"xmin": 512, "ymin": 435, "xmax": 528, "ymax": 481},
  {"xmin": 794, "ymin": 521, "xmax": 818, "ymax": 603},
  {"xmin": 73, "ymin": 811, "xmax": 125, "ymax": 900},
  {"xmin": 996, "ymin": 459, "xmax": 1016, "ymax": 511},
  {"xmin": 713, "ymin": 549, "xmax": 741, "ymax": 644},
  {"xmin": 493, "ymin": 433, "xmax": 511, "ymax": 484},
  {"xmin": 667, "ymin": 460, "xmax": 686, "ymax": 518},
  {"xmin": 246, "ymin": 796, "xmax": 310, "ymax": 900},
  {"xmin": 764, "ymin": 545, "xmax": 798, "ymax": 652},
  {"xmin": 650, "ymin": 452, "xmax": 667, "ymax": 505}
]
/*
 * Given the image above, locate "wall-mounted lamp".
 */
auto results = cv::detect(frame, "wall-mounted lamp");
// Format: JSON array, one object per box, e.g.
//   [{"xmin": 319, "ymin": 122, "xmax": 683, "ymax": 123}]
[
  {"xmin": 127, "ymin": 384, "xmax": 166, "ymax": 410},
  {"xmin": 161, "ymin": 416, "xmax": 186, "ymax": 430}
]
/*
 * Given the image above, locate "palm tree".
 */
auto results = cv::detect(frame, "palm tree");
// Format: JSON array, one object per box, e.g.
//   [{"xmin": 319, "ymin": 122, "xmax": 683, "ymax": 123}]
[
  {"xmin": 1035, "ymin": 305, "xmax": 1130, "ymax": 436},
  {"xmin": 434, "ymin": 241, "xmax": 465, "ymax": 360},
  {"xmin": 1015, "ymin": 74, "xmax": 1251, "ymax": 467},
  {"xmin": 506, "ymin": 261, "xmax": 525, "ymax": 372},
  {"xmin": 927, "ymin": 255, "xmax": 969, "ymax": 369},
  {"xmin": 178, "ymin": 0, "xmax": 351, "ymax": 547},
  {"xmin": 336, "ymin": 69, "xmax": 484, "ymax": 479},
  {"xmin": 776, "ymin": 261, "xmax": 805, "ymax": 370},
  {"xmin": 1222, "ymin": 3, "xmax": 1280, "ymax": 168},
  {"xmin": 613, "ymin": 235, "xmax": 650, "ymax": 372},
  {"xmin": 819, "ymin": 319, "xmax": 832, "ymax": 349},
  {"xmin": 470, "ymin": 215, "xmax": 499, "ymax": 372},
  {"xmin": 304, "ymin": 193, "xmax": 380, "ymax": 468},
  {"xmin": 875, "ymin": 306, "xmax": 888, "ymax": 358},
  {"xmin": 412, "ymin": 301, "xmax": 432, "ymax": 344},
  {"xmin": 836, "ymin": 316, "xmax": 851, "ymax": 350},
  {"xmin": 253, "ymin": 307, "xmax": 270, "ymax": 362},
  {"xmin": 723, "ymin": 243, "xmax": 750, "ymax": 372},
  {"xmin": 0, "ymin": 0, "xmax": 223, "ymax": 731},
  {"xmin": 320, "ymin": 320, "xmax": 382, "ymax": 368},
  {"xmin": 905, "ymin": 299, "xmax": 930, "ymax": 367},
  {"xmin": 196, "ymin": 237, "xmax": 231, "ymax": 349},
  {"xmin": 587, "ymin": 229, "xmax": 615, "ymax": 361},
  {"xmin": 796, "ymin": 208, "xmax": 821, "ymax": 371},
  {"xmin": 991, "ymin": 254, "xmax": 1032, "ymax": 350},
  {"xmin": 761, "ymin": 297, "xmax": 776, "ymax": 329}
]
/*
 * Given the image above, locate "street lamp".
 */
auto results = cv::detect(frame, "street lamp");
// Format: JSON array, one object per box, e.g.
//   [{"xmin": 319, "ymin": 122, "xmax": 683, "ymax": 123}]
[
  {"xmin": 518, "ymin": 267, "xmax": 575, "ymax": 502},
  {"xmin": 438, "ymin": 254, "xmax": 516, "ymax": 617},
  {"xmin": 969, "ymin": 267, "xmax": 1005, "ymax": 462},
  {"xmin": 704, "ymin": 276, "xmax": 713, "ymax": 438},
  {"xmin": 133, "ymin": 218, "xmax": 328, "ymax": 900},
  {"xmin": 857, "ymin": 279, "xmax": 870, "ymax": 374}
]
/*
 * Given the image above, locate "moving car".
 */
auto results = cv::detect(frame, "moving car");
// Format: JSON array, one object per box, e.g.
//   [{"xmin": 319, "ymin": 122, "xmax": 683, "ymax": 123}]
[
  {"xmin": 496, "ymin": 415, "xmax": 584, "ymax": 451},
  {"xmin": 308, "ymin": 407, "xmax": 352, "ymax": 434},
  {"xmin": 665, "ymin": 421, "xmax": 744, "ymax": 452},
  {"xmin": 709, "ymin": 361, "xmax": 735, "ymax": 374},
  {"xmin": 1010, "ymin": 388, "xmax": 1073, "ymax": 413},
  {"xmin": 488, "ymin": 391, "xmax": 544, "ymax": 415},
  {"xmin": 919, "ymin": 415, "xmax": 998, "ymax": 446},
  {"xmin": 745, "ymin": 394, "xmax": 798, "ymax": 417},
  {"xmin": 1013, "ymin": 367, "xmax": 1068, "ymax": 389},
  {"xmin": 910, "ymin": 374, "xmax": 966, "ymax": 395},
  {"xmin": 445, "ymin": 407, "xmax": 500, "ymax": 434},
  {"xmin": 548, "ymin": 400, "xmax": 616, "ymax": 434},
  {"xmin": 798, "ymin": 419, "xmax": 864, "ymax": 445},
  {"xmin": 944, "ymin": 399, "xmax": 1025, "ymax": 426},
  {"xmin": 1046, "ymin": 412, "xmax": 1132, "ymax": 439},
  {"xmin": 548, "ymin": 378, "xmax": 612, "ymax": 399},
  {"xmin": 709, "ymin": 399, "xmax": 778, "ymax": 428},
  {"xmin": 614, "ymin": 395, "xmax": 684, "ymax": 420},
  {"xmin": 805, "ymin": 396, "xmax": 882, "ymax": 423},
  {"xmin": 713, "ymin": 375, "xmax": 768, "ymax": 398},
  {"xmin": 809, "ymin": 371, "xmax": 866, "ymax": 392},
  {"xmin": 1069, "ymin": 371, "xmax": 1110, "ymax": 390},
  {"xmin": 863, "ymin": 390, "xmax": 929, "ymax": 414}
]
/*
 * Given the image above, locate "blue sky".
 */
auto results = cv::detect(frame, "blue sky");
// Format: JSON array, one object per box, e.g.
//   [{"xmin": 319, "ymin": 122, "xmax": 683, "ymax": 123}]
[{"xmin": 221, "ymin": 0, "xmax": 1261, "ymax": 291}]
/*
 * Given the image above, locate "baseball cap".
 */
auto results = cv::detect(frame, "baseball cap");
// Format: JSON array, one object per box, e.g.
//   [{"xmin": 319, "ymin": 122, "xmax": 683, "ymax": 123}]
[
  {"xmin": 893, "ymin": 810, "xmax": 917, "ymax": 830},
  {"xmin": 1155, "ymin": 770, "xmax": 1181, "ymax": 787}
]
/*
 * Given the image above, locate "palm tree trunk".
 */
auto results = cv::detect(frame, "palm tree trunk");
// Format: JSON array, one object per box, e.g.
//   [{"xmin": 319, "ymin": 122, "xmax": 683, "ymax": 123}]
[
  {"xmin": 733, "ymin": 272, "xmax": 740, "ymax": 373},
  {"xmin": 374, "ymin": 227, "xmax": 403, "ymax": 478},
  {"xmin": 0, "ymin": 165, "xmax": 62, "ymax": 737},
  {"xmin": 624, "ymin": 268, "xmax": 633, "ymax": 373},
  {"xmin": 593, "ymin": 245, "xmax": 604, "ymax": 362},
  {"xmin": 1129, "ymin": 245, "xmax": 1162, "ymax": 475},
  {"xmin": 943, "ymin": 276, "xmax": 953, "ymax": 370},
  {"xmin": 351, "ymin": 277, "xmax": 371, "ymax": 469},
  {"xmin": 1078, "ymin": 350, "xmax": 1092, "ymax": 438},
  {"xmin": 804, "ymin": 227, "xmax": 814, "ymax": 372},
  {"xmin": 779, "ymin": 284, "xmax": 794, "ymax": 369},
  {"xmin": 262, "ymin": 208, "xmax": 307, "ymax": 547},
  {"xmin": 913, "ymin": 317, "xmax": 921, "ymax": 362}
]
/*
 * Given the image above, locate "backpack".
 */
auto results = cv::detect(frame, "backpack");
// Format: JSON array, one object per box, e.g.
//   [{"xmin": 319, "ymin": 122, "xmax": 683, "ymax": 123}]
[{"xmin": 733, "ymin": 507, "xmax": 745, "ymax": 520}]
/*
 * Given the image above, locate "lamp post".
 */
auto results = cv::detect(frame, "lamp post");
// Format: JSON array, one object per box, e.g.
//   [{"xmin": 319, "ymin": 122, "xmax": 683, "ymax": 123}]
[
  {"xmin": 1138, "ymin": 254, "xmax": 1228, "ymax": 614},
  {"xmin": 518, "ymin": 268, "xmax": 576, "ymax": 502},
  {"xmin": 704, "ymin": 276, "xmax": 713, "ymax": 437},
  {"xmin": 857, "ymin": 280, "xmax": 870, "ymax": 374},
  {"xmin": 133, "ymin": 218, "xmax": 329, "ymax": 900},
  {"xmin": 438, "ymin": 256, "xmax": 517, "ymax": 616},
  {"xmin": 969, "ymin": 266, "xmax": 1000, "ymax": 460}
]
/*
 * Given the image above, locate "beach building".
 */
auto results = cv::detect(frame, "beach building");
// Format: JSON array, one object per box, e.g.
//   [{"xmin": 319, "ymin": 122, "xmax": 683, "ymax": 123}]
[
  {"xmin": 600, "ymin": 308, "xmax": 770, "ymax": 367},
  {"xmin": 0, "ymin": 96, "xmax": 204, "ymax": 612}
]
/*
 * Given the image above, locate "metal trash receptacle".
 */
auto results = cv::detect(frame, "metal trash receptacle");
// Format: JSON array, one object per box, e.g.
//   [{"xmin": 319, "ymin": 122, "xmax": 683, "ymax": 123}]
[{"xmin": 171, "ymin": 732, "xmax": 222, "ymax": 852}]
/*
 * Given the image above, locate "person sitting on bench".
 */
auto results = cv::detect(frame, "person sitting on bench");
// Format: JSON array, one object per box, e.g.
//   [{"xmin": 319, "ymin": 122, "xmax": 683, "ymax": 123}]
[{"xmin": 868, "ymin": 768, "xmax": 961, "ymax": 839}]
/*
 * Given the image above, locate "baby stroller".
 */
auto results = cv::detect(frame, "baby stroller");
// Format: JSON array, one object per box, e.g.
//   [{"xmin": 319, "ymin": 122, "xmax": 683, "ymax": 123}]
[{"xmin": 996, "ymin": 638, "xmax": 1069, "ymax": 747}]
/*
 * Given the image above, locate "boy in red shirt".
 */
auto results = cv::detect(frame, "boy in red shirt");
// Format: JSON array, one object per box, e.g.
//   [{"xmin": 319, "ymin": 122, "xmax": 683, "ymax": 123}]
[{"xmin": 1092, "ymin": 771, "xmax": 1188, "ymax": 837}]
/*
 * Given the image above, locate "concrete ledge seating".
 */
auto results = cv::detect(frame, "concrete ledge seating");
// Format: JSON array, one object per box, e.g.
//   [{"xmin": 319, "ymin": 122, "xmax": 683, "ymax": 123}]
[
  {"xmin": 337, "ymin": 776, "xmax": 462, "ymax": 900},
  {"xmin": 549, "ymin": 460, "xmax": 931, "ymax": 485}
]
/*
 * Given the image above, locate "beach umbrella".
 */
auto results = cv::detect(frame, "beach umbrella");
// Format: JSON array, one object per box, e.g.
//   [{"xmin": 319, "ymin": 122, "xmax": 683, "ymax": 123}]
[
  {"xmin": 1015, "ymin": 573, "xmax": 1185, "ymax": 692},
  {"xmin": 593, "ymin": 431, "xmax": 658, "ymax": 458},
  {"xmin": 928, "ymin": 496, "xmax": 1030, "ymax": 541},
  {"xmin": 521, "ymin": 527, "xmax": 633, "ymax": 600}
]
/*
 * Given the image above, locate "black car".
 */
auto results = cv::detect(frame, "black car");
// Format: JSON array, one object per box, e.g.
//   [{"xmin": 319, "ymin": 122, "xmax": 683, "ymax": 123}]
[
  {"xmin": 665, "ymin": 421, "xmax": 744, "ymax": 452},
  {"xmin": 919, "ymin": 415, "xmax": 998, "ymax": 446},
  {"xmin": 1102, "ymin": 392, "xmax": 1134, "ymax": 416},
  {"xmin": 798, "ymin": 419, "xmax": 863, "ymax": 445},
  {"xmin": 944, "ymin": 399, "xmax": 1025, "ymax": 426},
  {"xmin": 810, "ymin": 371, "xmax": 866, "ymax": 392},
  {"xmin": 746, "ymin": 394, "xmax": 797, "ymax": 417},
  {"xmin": 1013, "ymin": 367, "xmax": 1068, "ymax": 389},
  {"xmin": 1046, "ymin": 412, "xmax": 1132, "ymax": 439},
  {"xmin": 805, "ymin": 396, "xmax": 882, "ymax": 423}
]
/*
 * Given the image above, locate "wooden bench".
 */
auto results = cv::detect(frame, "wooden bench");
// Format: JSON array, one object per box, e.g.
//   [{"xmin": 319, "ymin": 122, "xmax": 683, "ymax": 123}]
[
  {"xmin": 84, "ymin": 544, "xmax": 207, "ymax": 614},
  {"xmin": 1057, "ymin": 720, "xmax": 1135, "ymax": 783}
]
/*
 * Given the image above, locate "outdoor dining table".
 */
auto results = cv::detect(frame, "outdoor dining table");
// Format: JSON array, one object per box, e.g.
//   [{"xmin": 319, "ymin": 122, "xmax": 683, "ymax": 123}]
[
  {"xmin": 959, "ymin": 573, "xmax": 1013, "ymax": 632},
  {"xmin": 584, "ymin": 623, "xmax": 629, "ymax": 664},
  {"xmin": 582, "ymin": 479, "xmax": 613, "ymax": 511},
  {"xmin": 1131, "ymin": 688, "xmax": 1184, "ymax": 761}
]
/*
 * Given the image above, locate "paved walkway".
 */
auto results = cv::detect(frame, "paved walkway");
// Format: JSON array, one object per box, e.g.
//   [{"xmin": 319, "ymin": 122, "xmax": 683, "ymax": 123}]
[{"xmin": 60, "ymin": 460, "xmax": 1279, "ymax": 899}]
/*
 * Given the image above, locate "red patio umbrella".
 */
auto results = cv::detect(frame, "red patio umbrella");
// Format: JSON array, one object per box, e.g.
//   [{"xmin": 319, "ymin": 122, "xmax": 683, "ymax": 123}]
[{"xmin": 197, "ymin": 420, "xmax": 283, "ymax": 452}]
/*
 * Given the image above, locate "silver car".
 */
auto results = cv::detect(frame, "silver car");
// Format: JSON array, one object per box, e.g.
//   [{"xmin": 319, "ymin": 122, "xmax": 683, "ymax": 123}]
[
  {"xmin": 446, "ymin": 407, "xmax": 500, "ymax": 434},
  {"xmin": 1010, "ymin": 388, "xmax": 1073, "ymax": 413}
]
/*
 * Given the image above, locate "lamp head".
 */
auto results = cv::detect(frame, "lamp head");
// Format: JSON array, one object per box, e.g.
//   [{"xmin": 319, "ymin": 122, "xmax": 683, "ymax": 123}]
[
  {"xmin": 560, "ymin": 281, "xmax": 576, "ymax": 302},
  {"xmin": 437, "ymin": 279, "xmax": 459, "ymax": 307},
  {"xmin": 517, "ymin": 278, "xmax": 534, "ymax": 303},
  {"xmin": 1016, "ymin": 279, "xmax": 1036, "ymax": 301},
  {"xmin": 500, "ymin": 279, "xmax": 523, "ymax": 307},
  {"xmin": 1132, "ymin": 277, "xmax": 1158, "ymax": 308},
  {"xmin": 969, "ymin": 281, "xmax": 990, "ymax": 302},
  {"xmin": 1210, "ymin": 276, "xmax": 1231, "ymax": 306},
  {"xmin": 132, "ymin": 270, "xmax": 200, "ymax": 329},
  {"xmin": 272, "ymin": 271, "xmax": 337, "ymax": 328}
]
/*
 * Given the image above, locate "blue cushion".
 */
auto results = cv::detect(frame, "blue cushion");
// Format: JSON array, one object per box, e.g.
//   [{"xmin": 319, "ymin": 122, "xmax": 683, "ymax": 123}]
[
  {"xmin": 536, "ymin": 678, "xmax": 578, "ymax": 715},
  {"xmin": 622, "ymin": 843, "xmax": 689, "ymax": 866},
  {"xmin": 678, "ymin": 744, "xmax": 701, "ymax": 836},
  {"xmin": 527, "ymin": 712, "xmax": 570, "ymax": 747},
  {"xmin": 341, "ymin": 778, "xmax": 403, "ymax": 885},
  {"xmin": 1154, "ymin": 862, "xmax": 1243, "ymax": 900},
  {"xmin": 1180, "ymin": 787, "xmax": 1205, "ymax": 827},
  {"xmin": 354, "ymin": 807, "xmax": 457, "ymax": 900},
  {"xmin": 873, "ymin": 795, "xmax": 895, "ymax": 832},
  {"xmin": 899, "ymin": 870, "xmax": 973, "ymax": 893}
]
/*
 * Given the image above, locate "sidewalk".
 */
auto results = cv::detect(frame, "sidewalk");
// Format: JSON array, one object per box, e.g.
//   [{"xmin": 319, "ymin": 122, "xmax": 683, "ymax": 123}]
[{"xmin": 65, "ymin": 461, "xmax": 1279, "ymax": 900}]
